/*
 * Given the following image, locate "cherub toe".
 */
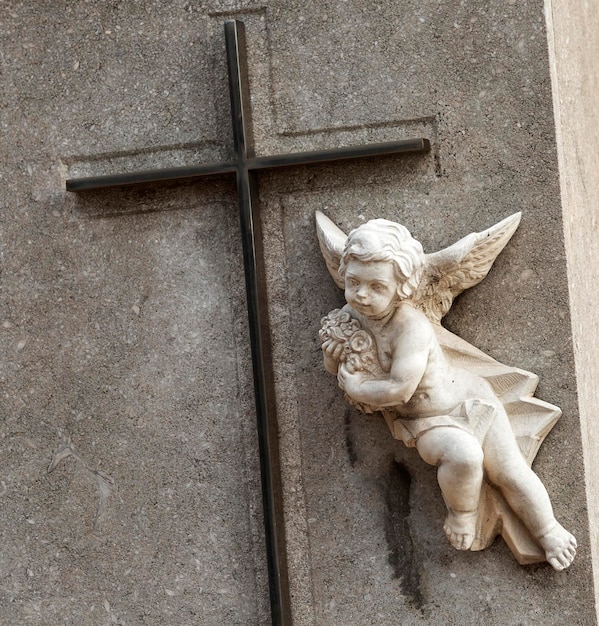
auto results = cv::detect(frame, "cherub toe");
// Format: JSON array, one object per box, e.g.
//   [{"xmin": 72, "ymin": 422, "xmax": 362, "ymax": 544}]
[{"xmin": 548, "ymin": 557, "xmax": 565, "ymax": 571}]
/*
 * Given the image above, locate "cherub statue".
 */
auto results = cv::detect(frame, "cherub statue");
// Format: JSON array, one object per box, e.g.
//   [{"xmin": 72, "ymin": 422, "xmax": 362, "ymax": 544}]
[{"xmin": 316, "ymin": 211, "xmax": 576, "ymax": 571}]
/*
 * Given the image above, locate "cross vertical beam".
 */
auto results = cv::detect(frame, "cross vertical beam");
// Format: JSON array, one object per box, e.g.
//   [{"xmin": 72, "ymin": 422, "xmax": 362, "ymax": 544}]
[
  {"xmin": 225, "ymin": 21, "xmax": 292, "ymax": 625},
  {"xmin": 65, "ymin": 19, "xmax": 431, "ymax": 626}
]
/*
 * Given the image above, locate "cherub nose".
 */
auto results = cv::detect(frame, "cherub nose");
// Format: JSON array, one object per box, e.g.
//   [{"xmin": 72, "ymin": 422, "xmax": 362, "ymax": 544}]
[{"xmin": 356, "ymin": 286, "xmax": 369, "ymax": 300}]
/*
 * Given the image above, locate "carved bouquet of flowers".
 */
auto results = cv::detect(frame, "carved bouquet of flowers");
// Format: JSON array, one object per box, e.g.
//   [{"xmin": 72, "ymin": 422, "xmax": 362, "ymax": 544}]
[{"xmin": 319, "ymin": 308, "xmax": 383, "ymax": 414}]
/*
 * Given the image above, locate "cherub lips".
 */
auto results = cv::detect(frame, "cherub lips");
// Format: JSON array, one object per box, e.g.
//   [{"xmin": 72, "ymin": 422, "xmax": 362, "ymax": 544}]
[{"xmin": 354, "ymin": 303, "xmax": 385, "ymax": 317}]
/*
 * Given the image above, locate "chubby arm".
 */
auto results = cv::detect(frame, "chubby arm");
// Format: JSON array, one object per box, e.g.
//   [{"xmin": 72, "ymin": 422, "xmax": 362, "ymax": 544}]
[{"xmin": 339, "ymin": 311, "xmax": 432, "ymax": 407}]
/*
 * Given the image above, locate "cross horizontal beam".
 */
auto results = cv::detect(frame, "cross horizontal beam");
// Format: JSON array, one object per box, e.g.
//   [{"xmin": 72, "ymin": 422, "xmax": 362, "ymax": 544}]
[{"xmin": 65, "ymin": 138, "xmax": 429, "ymax": 191}]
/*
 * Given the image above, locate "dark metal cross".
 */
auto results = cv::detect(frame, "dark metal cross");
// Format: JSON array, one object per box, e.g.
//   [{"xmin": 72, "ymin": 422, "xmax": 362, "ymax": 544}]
[{"xmin": 66, "ymin": 20, "xmax": 430, "ymax": 626}]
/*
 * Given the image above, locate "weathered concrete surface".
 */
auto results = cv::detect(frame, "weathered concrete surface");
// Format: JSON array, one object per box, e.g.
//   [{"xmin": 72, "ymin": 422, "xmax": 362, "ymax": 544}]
[
  {"xmin": 545, "ymin": 0, "xmax": 599, "ymax": 613},
  {"xmin": 257, "ymin": 1, "xmax": 597, "ymax": 624},
  {"xmin": 0, "ymin": 4, "xmax": 268, "ymax": 625},
  {"xmin": 0, "ymin": 1, "xmax": 596, "ymax": 625}
]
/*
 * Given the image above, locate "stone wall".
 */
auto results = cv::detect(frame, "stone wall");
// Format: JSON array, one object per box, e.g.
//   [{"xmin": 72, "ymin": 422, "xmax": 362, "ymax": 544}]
[
  {"xmin": 0, "ymin": 1, "xmax": 595, "ymax": 624},
  {"xmin": 0, "ymin": 4, "xmax": 268, "ymax": 624},
  {"xmin": 258, "ymin": 1, "xmax": 596, "ymax": 623}
]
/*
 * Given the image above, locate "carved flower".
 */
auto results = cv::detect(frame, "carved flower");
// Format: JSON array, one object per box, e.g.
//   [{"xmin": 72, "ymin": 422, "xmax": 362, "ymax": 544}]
[
  {"xmin": 348, "ymin": 330, "xmax": 372, "ymax": 353},
  {"xmin": 344, "ymin": 319, "xmax": 362, "ymax": 334},
  {"xmin": 320, "ymin": 309, "xmax": 361, "ymax": 345},
  {"xmin": 320, "ymin": 309, "xmax": 379, "ymax": 377},
  {"xmin": 346, "ymin": 353, "xmax": 362, "ymax": 372},
  {"xmin": 319, "ymin": 309, "xmax": 385, "ymax": 415},
  {"xmin": 333, "ymin": 309, "xmax": 351, "ymax": 324},
  {"xmin": 359, "ymin": 352, "xmax": 376, "ymax": 371},
  {"xmin": 321, "ymin": 309, "xmax": 349, "ymax": 328}
]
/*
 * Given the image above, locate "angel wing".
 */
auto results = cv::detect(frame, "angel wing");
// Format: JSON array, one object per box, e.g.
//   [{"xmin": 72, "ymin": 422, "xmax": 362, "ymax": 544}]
[
  {"xmin": 315, "ymin": 210, "xmax": 347, "ymax": 289},
  {"xmin": 414, "ymin": 212, "xmax": 521, "ymax": 324}
]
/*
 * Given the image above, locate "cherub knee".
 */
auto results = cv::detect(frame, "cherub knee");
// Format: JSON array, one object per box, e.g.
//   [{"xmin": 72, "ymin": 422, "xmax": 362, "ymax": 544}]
[
  {"xmin": 441, "ymin": 438, "xmax": 484, "ymax": 468},
  {"xmin": 417, "ymin": 428, "xmax": 483, "ymax": 469},
  {"xmin": 440, "ymin": 438, "xmax": 484, "ymax": 475}
]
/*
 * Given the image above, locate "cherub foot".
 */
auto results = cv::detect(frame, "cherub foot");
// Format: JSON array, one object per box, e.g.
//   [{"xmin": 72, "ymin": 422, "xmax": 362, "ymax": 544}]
[
  {"xmin": 538, "ymin": 522, "xmax": 577, "ymax": 571},
  {"xmin": 443, "ymin": 510, "xmax": 478, "ymax": 551}
]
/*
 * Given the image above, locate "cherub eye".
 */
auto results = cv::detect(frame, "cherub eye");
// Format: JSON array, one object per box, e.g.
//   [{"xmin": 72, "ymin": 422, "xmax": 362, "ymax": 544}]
[
  {"xmin": 347, "ymin": 278, "xmax": 359, "ymax": 287},
  {"xmin": 371, "ymin": 283, "xmax": 384, "ymax": 292}
]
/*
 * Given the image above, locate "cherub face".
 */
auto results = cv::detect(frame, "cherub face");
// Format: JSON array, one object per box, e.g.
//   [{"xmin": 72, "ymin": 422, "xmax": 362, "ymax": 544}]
[{"xmin": 344, "ymin": 259, "xmax": 401, "ymax": 318}]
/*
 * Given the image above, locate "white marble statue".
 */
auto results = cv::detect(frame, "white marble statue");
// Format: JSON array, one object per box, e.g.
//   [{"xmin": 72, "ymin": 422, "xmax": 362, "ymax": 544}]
[{"xmin": 316, "ymin": 211, "xmax": 576, "ymax": 570}]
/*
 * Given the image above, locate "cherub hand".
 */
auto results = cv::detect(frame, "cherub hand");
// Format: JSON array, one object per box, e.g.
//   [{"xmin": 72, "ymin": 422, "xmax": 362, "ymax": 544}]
[
  {"xmin": 337, "ymin": 363, "xmax": 364, "ymax": 395},
  {"xmin": 321, "ymin": 338, "xmax": 345, "ymax": 362}
]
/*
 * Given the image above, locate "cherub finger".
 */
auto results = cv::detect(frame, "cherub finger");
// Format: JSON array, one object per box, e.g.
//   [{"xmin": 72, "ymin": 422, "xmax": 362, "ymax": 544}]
[
  {"xmin": 332, "ymin": 343, "xmax": 345, "ymax": 360},
  {"xmin": 322, "ymin": 339, "xmax": 339, "ymax": 358},
  {"xmin": 321, "ymin": 338, "xmax": 332, "ymax": 351}
]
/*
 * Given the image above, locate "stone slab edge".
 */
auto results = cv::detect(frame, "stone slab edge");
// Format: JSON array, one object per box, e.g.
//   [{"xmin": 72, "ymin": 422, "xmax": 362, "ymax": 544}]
[{"xmin": 545, "ymin": 0, "xmax": 599, "ymax": 617}]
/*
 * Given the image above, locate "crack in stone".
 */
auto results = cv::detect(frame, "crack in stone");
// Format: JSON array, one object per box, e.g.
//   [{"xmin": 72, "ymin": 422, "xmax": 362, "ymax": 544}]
[{"xmin": 47, "ymin": 435, "xmax": 114, "ymax": 530}]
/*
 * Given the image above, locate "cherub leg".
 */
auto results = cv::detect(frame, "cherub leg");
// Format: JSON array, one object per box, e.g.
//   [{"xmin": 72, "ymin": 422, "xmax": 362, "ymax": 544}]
[
  {"xmin": 482, "ymin": 409, "xmax": 577, "ymax": 570},
  {"xmin": 416, "ymin": 427, "xmax": 484, "ymax": 550}
]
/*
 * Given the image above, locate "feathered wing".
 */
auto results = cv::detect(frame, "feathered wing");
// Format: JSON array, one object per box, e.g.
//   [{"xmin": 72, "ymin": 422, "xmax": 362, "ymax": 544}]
[
  {"xmin": 413, "ymin": 212, "xmax": 522, "ymax": 324},
  {"xmin": 315, "ymin": 210, "xmax": 347, "ymax": 289}
]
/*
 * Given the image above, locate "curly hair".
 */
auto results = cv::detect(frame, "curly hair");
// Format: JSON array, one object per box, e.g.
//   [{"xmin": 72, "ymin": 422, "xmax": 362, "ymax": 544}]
[{"xmin": 338, "ymin": 219, "xmax": 425, "ymax": 299}]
